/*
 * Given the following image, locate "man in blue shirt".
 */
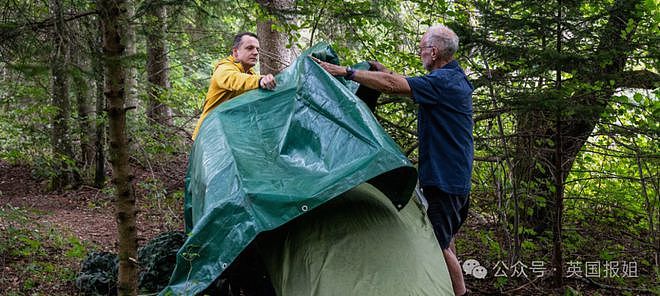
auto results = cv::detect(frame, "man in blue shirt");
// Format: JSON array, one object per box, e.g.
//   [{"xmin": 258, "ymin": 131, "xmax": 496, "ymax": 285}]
[{"xmin": 314, "ymin": 24, "xmax": 473, "ymax": 295}]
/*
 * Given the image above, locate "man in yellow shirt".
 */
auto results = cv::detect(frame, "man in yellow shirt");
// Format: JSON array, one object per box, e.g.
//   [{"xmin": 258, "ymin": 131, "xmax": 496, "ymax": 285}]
[{"xmin": 193, "ymin": 32, "xmax": 276, "ymax": 139}]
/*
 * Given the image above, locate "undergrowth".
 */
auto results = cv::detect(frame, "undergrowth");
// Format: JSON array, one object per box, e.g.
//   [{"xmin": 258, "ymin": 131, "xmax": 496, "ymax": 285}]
[{"xmin": 0, "ymin": 205, "xmax": 92, "ymax": 296}]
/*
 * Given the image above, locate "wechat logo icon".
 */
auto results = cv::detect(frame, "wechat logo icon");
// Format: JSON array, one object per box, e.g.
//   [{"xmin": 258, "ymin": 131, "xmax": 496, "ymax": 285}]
[{"xmin": 463, "ymin": 259, "xmax": 487, "ymax": 279}]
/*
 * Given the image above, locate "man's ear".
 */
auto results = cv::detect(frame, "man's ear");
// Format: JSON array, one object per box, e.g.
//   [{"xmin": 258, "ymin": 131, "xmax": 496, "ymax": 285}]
[{"xmin": 231, "ymin": 48, "xmax": 239, "ymax": 58}]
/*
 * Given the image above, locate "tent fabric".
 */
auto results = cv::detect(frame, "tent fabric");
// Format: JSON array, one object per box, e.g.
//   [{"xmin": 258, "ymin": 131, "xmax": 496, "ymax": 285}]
[
  {"xmin": 159, "ymin": 43, "xmax": 418, "ymax": 296},
  {"xmin": 257, "ymin": 183, "xmax": 454, "ymax": 296}
]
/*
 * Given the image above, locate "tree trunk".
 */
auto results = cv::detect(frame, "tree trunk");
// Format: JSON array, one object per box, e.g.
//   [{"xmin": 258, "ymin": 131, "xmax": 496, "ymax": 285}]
[
  {"xmin": 256, "ymin": 0, "xmax": 295, "ymax": 75},
  {"xmin": 92, "ymin": 10, "xmax": 106, "ymax": 188},
  {"xmin": 99, "ymin": 0, "xmax": 138, "ymax": 295},
  {"xmin": 513, "ymin": 0, "xmax": 643, "ymax": 233},
  {"xmin": 551, "ymin": 0, "xmax": 564, "ymax": 287},
  {"xmin": 125, "ymin": 0, "xmax": 138, "ymax": 111},
  {"xmin": 50, "ymin": 0, "xmax": 79, "ymax": 190},
  {"xmin": 93, "ymin": 25, "xmax": 106, "ymax": 189},
  {"xmin": 72, "ymin": 42, "xmax": 96, "ymax": 172},
  {"xmin": 146, "ymin": 4, "xmax": 172, "ymax": 125}
]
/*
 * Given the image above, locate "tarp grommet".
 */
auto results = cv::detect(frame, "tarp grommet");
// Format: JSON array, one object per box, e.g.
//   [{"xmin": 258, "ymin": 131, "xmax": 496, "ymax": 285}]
[
  {"xmin": 222, "ymin": 263, "xmax": 228, "ymax": 269},
  {"xmin": 300, "ymin": 205, "xmax": 309, "ymax": 212}
]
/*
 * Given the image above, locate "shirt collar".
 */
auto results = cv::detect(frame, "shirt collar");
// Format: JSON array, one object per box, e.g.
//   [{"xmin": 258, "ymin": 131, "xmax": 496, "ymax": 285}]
[
  {"xmin": 227, "ymin": 55, "xmax": 255, "ymax": 74},
  {"xmin": 429, "ymin": 60, "xmax": 459, "ymax": 74},
  {"xmin": 441, "ymin": 60, "xmax": 459, "ymax": 70}
]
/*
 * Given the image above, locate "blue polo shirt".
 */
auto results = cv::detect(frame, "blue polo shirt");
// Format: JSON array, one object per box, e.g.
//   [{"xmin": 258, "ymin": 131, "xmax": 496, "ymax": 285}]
[{"xmin": 405, "ymin": 60, "xmax": 474, "ymax": 195}]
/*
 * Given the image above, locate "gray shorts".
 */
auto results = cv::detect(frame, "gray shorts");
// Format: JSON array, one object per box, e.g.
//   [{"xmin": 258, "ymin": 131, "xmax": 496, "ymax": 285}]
[{"xmin": 423, "ymin": 186, "xmax": 470, "ymax": 249}]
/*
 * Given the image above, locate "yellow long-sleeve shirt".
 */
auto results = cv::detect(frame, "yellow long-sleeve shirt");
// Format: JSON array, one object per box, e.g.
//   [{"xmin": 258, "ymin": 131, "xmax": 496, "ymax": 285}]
[{"xmin": 192, "ymin": 56, "xmax": 261, "ymax": 139}]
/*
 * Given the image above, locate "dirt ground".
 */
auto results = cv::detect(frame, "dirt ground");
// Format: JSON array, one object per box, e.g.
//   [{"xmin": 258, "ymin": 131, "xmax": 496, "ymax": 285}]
[
  {"xmin": 0, "ymin": 159, "xmax": 185, "ymax": 295},
  {"xmin": 1, "ymin": 160, "xmax": 183, "ymax": 250}
]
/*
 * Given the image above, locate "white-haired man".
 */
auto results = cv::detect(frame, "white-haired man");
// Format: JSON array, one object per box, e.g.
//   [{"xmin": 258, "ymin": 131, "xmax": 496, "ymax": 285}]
[{"xmin": 314, "ymin": 25, "xmax": 473, "ymax": 295}]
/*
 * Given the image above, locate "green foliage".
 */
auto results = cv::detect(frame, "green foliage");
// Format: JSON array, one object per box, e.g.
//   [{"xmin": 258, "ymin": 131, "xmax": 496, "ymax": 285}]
[
  {"xmin": 138, "ymin": 177, "xmax": 167, "ymax": 200},
  {"xmin": 494, "ymin": 276, "xmax": 508, "ymax": 289},
  {"xmin": 66, "ymin": 236, "xmax": 87, "ymax": 259},
  {"xmin": 566, "ymin": 89, "xmax": 658, "ymax": 233},
  {"xmin": 479, "ymin": 230, "xmax": 503, "ymax": 258},
  {"xmin": 0, "ymin": 76, "xmax": 52, "ymax": 166},
  {"xmin": 0, "ymin": 206, "xmax": 91, "ymax": 295},
  {"xmin": 599, "ymin": 243, "xmax": 624, "ymax": 261},
  {"xmin": 0, "ymin": 0, "xmax": 658, "ymax": 293},
  {"xmin": 564, "ymin": 286, "xmax": 582, "ymax": 296},
  {"xmin": 562, "ymin": 230, "xmax": 588, "ymax": 254}
]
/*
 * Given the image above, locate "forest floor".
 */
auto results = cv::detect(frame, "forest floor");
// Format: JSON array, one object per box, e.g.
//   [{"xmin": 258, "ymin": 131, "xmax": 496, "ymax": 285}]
[
  {"xmin": 0, "ymin": 158, "xmax": 657, "ymax": 295},
  {"xmin": 0, "ymin": 158, "xmax": 185, "ymax": 295}
]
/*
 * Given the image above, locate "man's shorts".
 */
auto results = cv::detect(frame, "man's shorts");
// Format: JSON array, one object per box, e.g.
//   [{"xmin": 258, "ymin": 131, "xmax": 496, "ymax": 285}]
[{"xmin": 423, "ymin": 186, "xmax": 470, "ymax": 250}]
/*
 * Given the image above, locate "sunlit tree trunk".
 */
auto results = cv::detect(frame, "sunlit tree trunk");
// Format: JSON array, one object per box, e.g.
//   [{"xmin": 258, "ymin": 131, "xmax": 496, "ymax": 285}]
[
  {"xmin": 99, "ymin": 0, "xmax": 138, "ymax": 295},
  {"xmin": 125, "ymin": 0, "xmax": 138, "ymax": 111},
  {"xmin": 146, "ymin": 4, "xmax": 172, "ymax": 125},
  {"xmin": 50, "ymin": 0, "xmax": 79, "ymax": 190},
  {"xmin": 256, "ymin": 0, "xmax": 295, "ymax": 75}
]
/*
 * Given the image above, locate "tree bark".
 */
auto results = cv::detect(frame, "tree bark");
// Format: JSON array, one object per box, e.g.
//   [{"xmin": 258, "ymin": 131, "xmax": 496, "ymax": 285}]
[
  {"xmin": 72, "ymin": 37, "xmax": 96, "ymax": 172},
  {"xmin": 146, "ymin": 4, "xmax": 172, "ymax": 125},
  {"xmin": 551, "ymin": 0, "xmax": 564, "ymax": 287},
  {"xmin": 256, "ymin": 0, "xmax": 295, "ymax": 75},
  {"xmin": 125, "ymin": 0, "xmax": 138, "ymax": 111},
  {"xmin": 99, "ymin": 0, "xmax": 138, "ymax": 295},
  {"xmin": 50, "ymin": 0, "xmax": 79, "ymax": 190},
  {"xmin": 93, "ymin": 19, "xmax": 106, "ymax": 188}
]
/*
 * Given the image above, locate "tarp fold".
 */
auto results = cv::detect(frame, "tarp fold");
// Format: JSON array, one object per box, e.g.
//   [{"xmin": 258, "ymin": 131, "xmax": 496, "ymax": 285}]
[{"xmin": 160, "ymin": 43, "xmax": 417, "ymax": 295}]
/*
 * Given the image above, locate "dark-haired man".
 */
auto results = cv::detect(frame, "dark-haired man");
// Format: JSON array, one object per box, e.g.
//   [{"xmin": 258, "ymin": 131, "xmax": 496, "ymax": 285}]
[
  {"xmin": 313, "ymin": 24, "xmax": 473, "ymax": 295},
  {"xmin": 193, "ymin": 32, "xmax": 276, "ymax": 139}
]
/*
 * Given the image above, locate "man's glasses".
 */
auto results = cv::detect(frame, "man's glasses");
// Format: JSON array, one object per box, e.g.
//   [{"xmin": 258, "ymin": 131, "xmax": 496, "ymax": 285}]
[{"xmin": 418, "ymin": 45, "xmax": 435, "ymax": 54}]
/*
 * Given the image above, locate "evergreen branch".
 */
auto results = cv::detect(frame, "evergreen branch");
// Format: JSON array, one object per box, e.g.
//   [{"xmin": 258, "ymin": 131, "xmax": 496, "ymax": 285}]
[
  {"xmin": 0, "ymin": 10, "xmax": 97, "ymax": 41},
  {"xmin": 473, "ymin": 108, "xmax": 512, "ymax": 122},
  {"xmin": 375, "ymin": 114, "xmax": 417, "ymax": 137},
  {"xmin": 611, "ymin": 70, "xmax": 660, "ymax": 89}
]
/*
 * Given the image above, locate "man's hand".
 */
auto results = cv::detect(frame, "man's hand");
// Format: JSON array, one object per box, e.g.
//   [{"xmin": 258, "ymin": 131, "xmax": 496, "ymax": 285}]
[
  {"xmin": 310, "ymin": 56, "xmax": 347, "ymax": 76},
  {"xmin": 311, "ymin": 55, "xmax": 411, "ymax": 96},
  {"xmin": 259, "ymin": 74, "xmax": 276, "ymax": 90},
  {"xmin": 369, "ymin": 60, "xmax": 393, "ymax": 74}
]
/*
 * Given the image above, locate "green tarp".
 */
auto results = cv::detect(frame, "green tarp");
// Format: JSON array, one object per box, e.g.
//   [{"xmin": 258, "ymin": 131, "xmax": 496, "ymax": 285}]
[{"xmin": 160, "ymin": 43, "xmax": 419, "ymax": 295}]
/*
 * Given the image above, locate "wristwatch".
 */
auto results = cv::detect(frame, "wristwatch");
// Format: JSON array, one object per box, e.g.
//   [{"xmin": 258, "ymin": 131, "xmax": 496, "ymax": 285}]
[{"xmin": 344, "ymin": 66, "xmax": 356, "ymax": 80}]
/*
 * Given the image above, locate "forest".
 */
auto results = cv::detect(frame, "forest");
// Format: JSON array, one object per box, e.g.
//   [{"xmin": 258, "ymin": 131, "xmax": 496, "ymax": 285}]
[{"xmin": 0, "ymin": 0, "xmax": 658, "ymax": 295}]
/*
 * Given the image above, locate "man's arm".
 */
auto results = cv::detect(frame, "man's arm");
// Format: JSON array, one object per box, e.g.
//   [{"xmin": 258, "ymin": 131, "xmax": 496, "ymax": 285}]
[
  {"xmin": 215, "ymin": 64, "xmax": 276, "ymax": 91},
  {"xmin": 311, "ymin": 56, "xmax": 411, "ymax": 97},
  {"xmin": 368, "ymin": 60, "xmax": 392, "ymax": 74},
  {"xmin": 352, "ymin": 70, "xmax": 411, "ymax": 97}
]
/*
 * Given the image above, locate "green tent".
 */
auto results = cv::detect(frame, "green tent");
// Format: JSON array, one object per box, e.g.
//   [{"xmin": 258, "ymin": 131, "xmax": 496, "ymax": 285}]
[
  {"xmin": 258, "ymin": 183, "xmax": 454, "ymax": 295},
  {"xmin": 160, "ymin": 43, "xmax": 452, "ymax": 295}
]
